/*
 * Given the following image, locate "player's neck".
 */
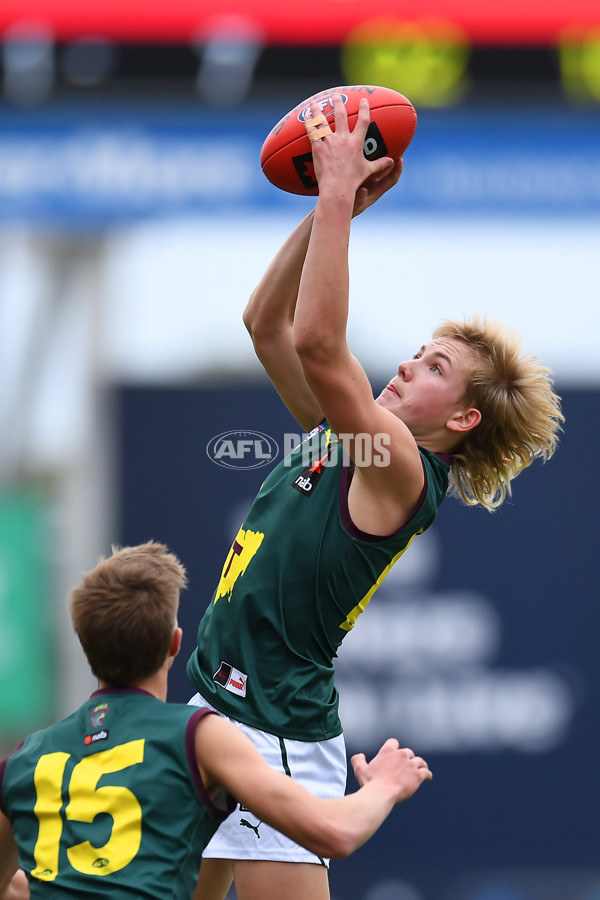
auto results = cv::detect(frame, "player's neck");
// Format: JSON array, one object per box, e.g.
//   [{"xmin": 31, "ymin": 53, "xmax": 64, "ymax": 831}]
[{"xmin": 97, "ymin": 666, "xmax": 169, "ymax": 702}]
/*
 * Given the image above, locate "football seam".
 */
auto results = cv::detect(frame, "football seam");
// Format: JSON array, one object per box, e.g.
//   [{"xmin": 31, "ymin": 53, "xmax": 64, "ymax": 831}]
[{"xmin": 262, "ymin": 102, "xmax": 416, "ymax": 164}]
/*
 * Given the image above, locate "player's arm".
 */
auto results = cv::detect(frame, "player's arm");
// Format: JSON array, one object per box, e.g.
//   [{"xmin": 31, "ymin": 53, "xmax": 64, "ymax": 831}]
[
  {"xmin": 0, "ymin": 872, "xmax": 28, "ymax": 900},
  {"xmin": 244, "ymin": 162, "xmax": 403, "ymax": 433},
  {"xmin": 293, "ymin": 96, "xmax": 425, "ymax": 527},
  {"xmin": 0, "ymin": 813, "xmax": 23, "ymax": 899},
  {"xmin": 243, "ymin": 210, "xmax": 324, "ymax": 431},
  {"xmin": 195, "ymin": 715, "xmax": 431, "ymax": 859}
]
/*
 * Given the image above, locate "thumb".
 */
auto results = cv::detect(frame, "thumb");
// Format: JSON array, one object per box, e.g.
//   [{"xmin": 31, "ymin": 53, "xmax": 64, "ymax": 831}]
[
  {"xmin": 350, "ymin": 752, "xmax": 367, "ymax": 781},
  {"xmin": 369, "ymin": 156, "xmax": 395, "ymax": 181}
]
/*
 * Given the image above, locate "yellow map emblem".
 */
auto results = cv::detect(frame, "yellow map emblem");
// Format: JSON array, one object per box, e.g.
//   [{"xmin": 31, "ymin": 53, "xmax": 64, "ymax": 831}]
[{"xmin": 214, "ymin": 527, "xmax": 264, "ymax": 603}]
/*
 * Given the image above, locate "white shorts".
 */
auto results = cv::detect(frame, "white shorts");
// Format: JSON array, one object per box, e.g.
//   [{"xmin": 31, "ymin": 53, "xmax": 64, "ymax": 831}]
[{"xmin": 188, "ymin": 692, "xmax": 347, "ymax": 866}]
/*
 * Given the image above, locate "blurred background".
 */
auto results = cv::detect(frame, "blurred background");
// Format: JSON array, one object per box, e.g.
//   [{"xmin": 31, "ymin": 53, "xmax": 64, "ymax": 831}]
[{"xmin": 0, "ymin": 2, "xmax": 599, "ymax": 899}]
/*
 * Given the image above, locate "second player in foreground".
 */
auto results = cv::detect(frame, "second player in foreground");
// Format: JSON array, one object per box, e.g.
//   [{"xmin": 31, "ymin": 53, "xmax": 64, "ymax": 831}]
[{"xmin": 0, "ymin": 541, "xmax": 431, "ymax": 900}]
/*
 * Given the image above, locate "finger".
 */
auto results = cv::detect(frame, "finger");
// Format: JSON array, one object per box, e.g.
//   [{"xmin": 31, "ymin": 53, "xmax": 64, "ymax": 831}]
[
  {"xmin": 350, "ymin": 753, "xmax": 367, "ymax": 777},
  {"xmin": 397, "ymin": 745, "xmax": 415, "ymax": 758},
  {"xmin": 332, "ymin": 92, "xmax": 350, "ymax": 135},
  {"xmin": 368, "ymin": 157, "xmax": 396, "ymax": 181},
  {"xmin": 343, "ymin": 95, "xmax": 371, "ymax": 145},
  {"xmin": 369, "ymin": 158, "xmax": 395, "ymax": 180},
  {"xmin": 355, "ymin": 96, "xmax": 372, "ymax": 137},
  {"xmin": 304, "ymin": 101, "xmax": 333, "ymax": 143},
  {"xmin": 413, "ymin": 756, "xmax": 433, "ymax": 779},
  {"xmin": 365, "ymin": 157, "xmax": 403, "ymax": 193}
]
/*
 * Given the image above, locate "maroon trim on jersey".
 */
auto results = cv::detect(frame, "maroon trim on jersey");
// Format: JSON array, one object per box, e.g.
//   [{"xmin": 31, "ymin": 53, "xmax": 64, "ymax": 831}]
[
  {"xmin": 91, "ymin": 686, "xmax": 155, "ymax": 698},
  {"xmin": 339, "ymin": 454, "xmax": 429, "ymax": 542},
  {"xmin": 186, "ymin": 710, "xmax": 236, "ymax": 820},
  {"xmin": 0, "ymin": 741, "xmax": 25, "ymax": 815}
]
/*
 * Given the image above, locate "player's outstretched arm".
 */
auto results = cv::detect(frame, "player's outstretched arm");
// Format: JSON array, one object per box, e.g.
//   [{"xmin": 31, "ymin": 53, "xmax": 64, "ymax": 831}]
[
  {"xmin": 292, "ymin": 95, "xmax": 426, "ymax": 528},
  {"xmin": 243, "ymin": 210, "xmax": 324, "ymax": 431},
  {"xmin": 196, "ymin": 716, "xmax": 432, "ymax": 859},
  {"xmin": 243, "ymin": 150, "xmax": 402, "ymax": 433}
]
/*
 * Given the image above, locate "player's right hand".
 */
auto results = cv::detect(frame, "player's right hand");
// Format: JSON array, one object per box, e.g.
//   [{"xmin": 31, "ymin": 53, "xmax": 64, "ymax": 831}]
[{"xmin": 350, "ymin": 738, "xmax": 433, "ymax": 803}]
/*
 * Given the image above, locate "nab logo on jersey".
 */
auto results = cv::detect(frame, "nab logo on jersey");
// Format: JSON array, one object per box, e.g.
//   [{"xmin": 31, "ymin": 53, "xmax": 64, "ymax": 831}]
[
  {"xmin": 294, "ymin": 475, "xmax": 313, "ymax": 492},
  {"xmin": 85, "ymin": 729, "xmax": 109, "ymax": 746},
  {"xmin": 292, "ymin": 447, "xmax": 331, "ymax": 497},
  {"xmin": 292, "ymin": 466, "xmax": 326, "ymax": 496}
]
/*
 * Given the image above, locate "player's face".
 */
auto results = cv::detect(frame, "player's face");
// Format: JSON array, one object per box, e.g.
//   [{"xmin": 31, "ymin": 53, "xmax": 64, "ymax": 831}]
[{"xmin": 376, "ymin": 338, "xmax": 475, "ymax": 439}]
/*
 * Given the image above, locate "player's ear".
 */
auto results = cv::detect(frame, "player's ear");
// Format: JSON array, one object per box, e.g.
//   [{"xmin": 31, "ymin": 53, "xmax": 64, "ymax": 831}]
[
  {"xmin": 169, "ymin": 626, "xmax": 183, "ymax": 660},
  {"xmin": 447, "ymin": 407, "xmax": 481, "ymax": 433}
]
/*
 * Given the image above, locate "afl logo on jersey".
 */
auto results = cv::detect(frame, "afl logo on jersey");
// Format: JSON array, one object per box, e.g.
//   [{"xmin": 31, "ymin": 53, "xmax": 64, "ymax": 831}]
[{"xmin": 206, "ymin": 431, "xmax": 279, "ymax": 470}]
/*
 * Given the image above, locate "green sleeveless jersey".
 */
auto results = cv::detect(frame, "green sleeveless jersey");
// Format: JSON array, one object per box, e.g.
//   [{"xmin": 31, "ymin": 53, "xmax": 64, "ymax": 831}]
[
  {"xmin": 187, "ymin": 423, "xmax": 450, "ymax": 741},
  {"xmin": 0, "ymin": 688, "xmax": 235, "ymax": 899}
]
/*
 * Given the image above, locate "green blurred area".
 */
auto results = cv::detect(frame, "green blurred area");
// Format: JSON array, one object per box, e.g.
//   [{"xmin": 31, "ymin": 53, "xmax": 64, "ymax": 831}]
[{"xmin": 0, "ymin": 491, "xmax": 55, "ymax": 743}]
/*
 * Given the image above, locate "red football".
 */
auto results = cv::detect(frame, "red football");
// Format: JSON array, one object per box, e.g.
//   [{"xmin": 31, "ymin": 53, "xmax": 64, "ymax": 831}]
[{"xmin": 260, "ymin": 84, "xmax": 417, "ymax": 196}]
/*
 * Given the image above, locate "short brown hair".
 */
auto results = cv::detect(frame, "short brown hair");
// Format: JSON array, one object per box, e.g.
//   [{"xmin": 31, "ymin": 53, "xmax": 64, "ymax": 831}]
[
  {"xmin": 70, "ymin": 541, "xmax": 187, "ymax": 686},
  {"xmin": 433, "ymin": 317, "xmax": 564, "ymax": 512}
]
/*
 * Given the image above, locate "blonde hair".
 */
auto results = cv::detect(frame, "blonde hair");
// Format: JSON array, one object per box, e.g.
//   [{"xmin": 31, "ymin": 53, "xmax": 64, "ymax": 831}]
[
  {"xmin": 70, "ymin": 541, "xmax": 187, "ymax": 686},
  {"xmin": 433, "ymin": 317, "xmax": 564, "ymax": 512}
]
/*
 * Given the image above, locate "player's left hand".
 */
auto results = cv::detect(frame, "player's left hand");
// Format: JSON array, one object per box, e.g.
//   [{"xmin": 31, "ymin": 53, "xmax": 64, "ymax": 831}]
[{"xmin": 352, "ymin": 156, "xmax": 403, "ymax": 218}]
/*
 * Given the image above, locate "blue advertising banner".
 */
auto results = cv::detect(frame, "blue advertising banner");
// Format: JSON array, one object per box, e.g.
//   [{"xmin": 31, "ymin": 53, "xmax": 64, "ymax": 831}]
[
  {"xmin": 116, "ymin": 383, "xmax": 598, "ymax": 900},
  {"xmin": 1, "ymin": 103, "xmax": 600, "ymax": 224}
]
